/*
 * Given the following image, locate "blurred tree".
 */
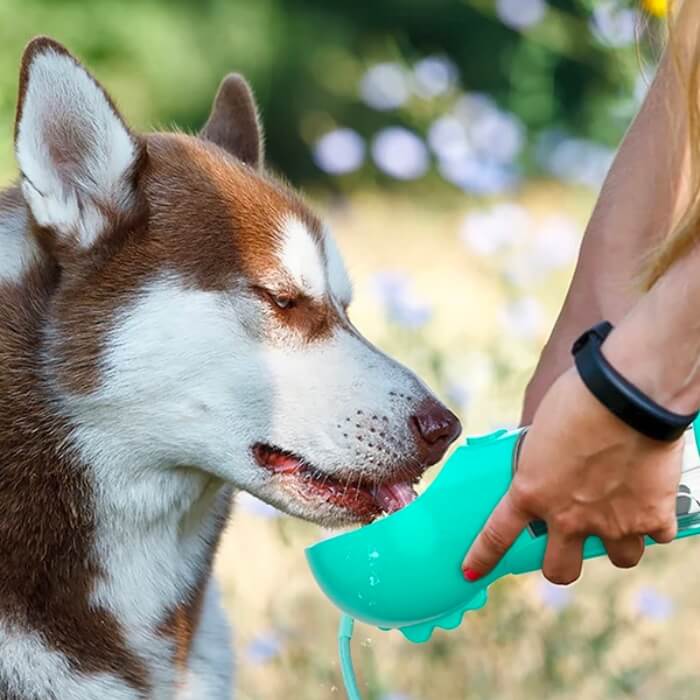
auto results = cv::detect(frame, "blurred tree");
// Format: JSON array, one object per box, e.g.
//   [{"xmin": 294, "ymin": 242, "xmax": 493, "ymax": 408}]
[{"xmin": 0, "ymin": 0, "xmax": 656, "ymax": 189}]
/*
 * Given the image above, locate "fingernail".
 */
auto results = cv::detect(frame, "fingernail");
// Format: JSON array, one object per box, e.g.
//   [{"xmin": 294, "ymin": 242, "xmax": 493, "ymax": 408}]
[{"xmin": 463, "ymin": 568, "xmax": 482, "ymax": 582}]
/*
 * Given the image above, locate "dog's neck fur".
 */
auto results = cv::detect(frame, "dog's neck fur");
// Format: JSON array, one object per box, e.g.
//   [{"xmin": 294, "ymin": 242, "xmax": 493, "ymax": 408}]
[{"xmin": 0, "ymin": 190, "xmax": 231, "ymax": 696}]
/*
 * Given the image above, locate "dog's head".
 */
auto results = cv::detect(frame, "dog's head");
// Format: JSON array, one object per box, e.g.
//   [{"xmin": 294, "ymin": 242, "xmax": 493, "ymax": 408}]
[{"xmin": 14, "ymin": 37, "xmax": 461, "ymax": 526}]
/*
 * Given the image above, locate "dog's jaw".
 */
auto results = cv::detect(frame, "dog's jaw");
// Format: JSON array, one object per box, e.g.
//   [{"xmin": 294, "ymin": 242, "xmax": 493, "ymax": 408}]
[{"xmin": 252, "ymin": 442, "xmax": 420, "ymax": 524}]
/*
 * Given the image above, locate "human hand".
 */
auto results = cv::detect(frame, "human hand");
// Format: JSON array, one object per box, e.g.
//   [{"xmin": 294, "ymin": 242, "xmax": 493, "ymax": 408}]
[{"xmin": 462, "ymin": 367, "xmax": 682, "ymax": 584}]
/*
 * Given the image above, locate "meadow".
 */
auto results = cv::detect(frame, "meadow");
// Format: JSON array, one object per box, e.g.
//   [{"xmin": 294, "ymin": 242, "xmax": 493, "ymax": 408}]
[
  {"xmin": 215, "ymin": 188, "xmax": 700, "ymax": 700},
  {"xmin": 0, "ymin": 2, "xmax": 689, "ymax": 697}
]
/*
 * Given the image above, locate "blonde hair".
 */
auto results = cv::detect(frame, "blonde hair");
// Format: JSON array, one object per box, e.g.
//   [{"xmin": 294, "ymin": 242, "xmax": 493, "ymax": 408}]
[{"xmin": 646, "ymin": 0, "xmax": 700, "ymax": 287}]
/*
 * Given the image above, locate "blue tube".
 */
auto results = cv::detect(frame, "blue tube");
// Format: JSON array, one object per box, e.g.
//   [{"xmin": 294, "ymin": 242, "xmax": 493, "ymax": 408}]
[{"xmin": 338, "ymin": 614, "xmax": 362, "ymax": 700}]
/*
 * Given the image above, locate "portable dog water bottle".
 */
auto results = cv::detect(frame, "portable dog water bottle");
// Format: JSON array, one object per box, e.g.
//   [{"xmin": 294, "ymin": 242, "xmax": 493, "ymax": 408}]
[{"xmin": 306, "ymin": 421, "xmax": 700, "ymax": 698}]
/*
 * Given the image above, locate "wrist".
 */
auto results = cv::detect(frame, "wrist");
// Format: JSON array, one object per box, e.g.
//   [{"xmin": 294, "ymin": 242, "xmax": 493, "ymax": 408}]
[
  {"xmin": 602, "ymin": 315, "xmax": 700, "ymax": 416},
  {"xmin": 556, "ymin": 367, "xmax": 659, "ymax": 450}
]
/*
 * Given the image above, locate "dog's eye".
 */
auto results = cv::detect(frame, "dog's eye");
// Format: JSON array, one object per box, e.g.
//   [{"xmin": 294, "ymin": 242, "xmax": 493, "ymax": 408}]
[
  {"xmin": 271, "ymin": 293, "xmax": 295, "ymax": 310},
  {"xmin": 253, "ymin": 286, "xmax": 298, "ymax": 310}
]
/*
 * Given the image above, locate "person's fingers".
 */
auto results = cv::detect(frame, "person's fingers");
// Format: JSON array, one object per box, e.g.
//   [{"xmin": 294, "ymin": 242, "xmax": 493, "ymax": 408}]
[
  {"xmin": 603, "ymin": 535, "xmax": 645, "ymax": 569},
  {"xmin": 542, "ymin": 531, "xmax": 584, "ymax": 585},
  {"xmin": 648, "ymin": 517, "xmax": 678, "ymax": 544},
  {"xmin": 462, "ymin": 490, "xmax": 531, "ymax": 581}
]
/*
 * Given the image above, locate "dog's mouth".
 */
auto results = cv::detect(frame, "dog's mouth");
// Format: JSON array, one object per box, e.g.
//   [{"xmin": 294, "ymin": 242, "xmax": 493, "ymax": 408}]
[{"xmin": 252, "ymin": 443, "xmax": 419, "ymax": 523}]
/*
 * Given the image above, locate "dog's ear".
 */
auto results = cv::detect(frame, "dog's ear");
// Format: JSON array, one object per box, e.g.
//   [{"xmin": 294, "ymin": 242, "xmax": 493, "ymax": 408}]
[
  {"xmin": 200, "ymin": 73, "xmax": 263, "ymax": 169},
  {"xmin": 14, "ymin": 37, "xmax": 143, "ymax": 250}
]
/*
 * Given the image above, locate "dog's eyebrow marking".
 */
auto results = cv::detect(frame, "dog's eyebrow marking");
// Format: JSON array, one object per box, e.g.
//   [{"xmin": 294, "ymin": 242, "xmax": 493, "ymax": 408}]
[
  {"xmin": 278, "ymin": 215, "xmax": 326, "ymax": 299},
  {"xmin": 323, "ymin": 229, "xmax": 353, "ymax": 306}
]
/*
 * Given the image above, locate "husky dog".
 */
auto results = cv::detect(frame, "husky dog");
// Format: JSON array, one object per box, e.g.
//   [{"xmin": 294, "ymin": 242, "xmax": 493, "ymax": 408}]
[{"xmin": 0, "ymin": 37, "xmax": 461, "ymax": 699}]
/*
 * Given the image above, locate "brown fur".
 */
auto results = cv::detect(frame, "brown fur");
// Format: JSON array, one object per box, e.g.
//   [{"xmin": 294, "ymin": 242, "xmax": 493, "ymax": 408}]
[
  {"xmin": 1, "ymin": 36, "xmax": 342, "ymax": 695},
  {"xmin": 158, "ymin": 492, "xmax": 231, "ymax": 678},
  {"xmin": 0, "ymin": 261, "xmax": 149, "ymax": 693},
  {"xmin": 201, "ymin": 73, "xmax": 264, "ymax": 169},
  {"xmin": 49, "ymin": 133, "xmax": 332, "ymax": 394}
]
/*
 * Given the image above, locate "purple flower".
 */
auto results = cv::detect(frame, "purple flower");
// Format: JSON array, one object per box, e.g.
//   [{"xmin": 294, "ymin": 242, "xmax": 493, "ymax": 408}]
[
  {"xmin": 634, "ymin": 587, "xmax": 674, "ymax": 621},
  {"xmin": 539, "ymin": 134, "xmax": 614, "ymax": 190},
  {"xmin": 245, "ymin": 631, "xmax": 284, "ymax": 664},
  {"xmin": 591, "ymin": 2, "xmax": 639, "ymax": 48},
  {"xmin": 371, "ymin": 127, "xmax": 429, "ymax": 180},
  {"xmin": 237, "ymin": 492, "xmax": 282, "ymax": 519},
  {"xmin": 313, "ymin": 129, "xmax": 365, "ymax": 175},
  {"xmin": 372, "ymin": 271, "xmax": 432, "ymax": 329},
  {"xmin": 538, "ymin": 577, "xmax": 573, "ymax": 610},
  {"xmin": 453, "ymin": 93, "xmax": 525, "ymax": 165},
  {"xmin": 413, "ymin": 56, "xmax": 458, "ymax": 98},
  {"xmin": 439, "ymin": 156, "xmax": 519, "ymax": 196},
  {"xmin": 360, "ymin": 63, "xmax": 410, "ymax": 111},
  {"xmin": 496, "ymin": 0, "xmax": 548, "ymax": 30},
  {"xmin": 428, "ymin": 116, "xmax": 471, "ymax": 162}
]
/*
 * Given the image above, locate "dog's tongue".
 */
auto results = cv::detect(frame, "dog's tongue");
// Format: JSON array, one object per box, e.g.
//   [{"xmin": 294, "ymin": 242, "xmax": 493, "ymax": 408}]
[
  {"xmin": 265, "ymin": 451, "xmax": 303, "ymax": 474},
  {"xmin": 371, "ymin": 482, "xmax": 417, "ymax": 514}
]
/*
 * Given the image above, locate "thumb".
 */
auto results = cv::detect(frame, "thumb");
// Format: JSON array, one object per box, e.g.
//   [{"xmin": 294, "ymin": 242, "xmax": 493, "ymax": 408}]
[{"xmin": 462, "ymin": 490, "xmax": 531, "ymax": 581}]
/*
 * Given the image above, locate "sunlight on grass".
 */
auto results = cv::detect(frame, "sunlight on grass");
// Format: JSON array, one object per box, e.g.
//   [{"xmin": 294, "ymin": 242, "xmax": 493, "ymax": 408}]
[{"xmin": 215, "ymin": 186, "xmax": 700, "ymax": 700}]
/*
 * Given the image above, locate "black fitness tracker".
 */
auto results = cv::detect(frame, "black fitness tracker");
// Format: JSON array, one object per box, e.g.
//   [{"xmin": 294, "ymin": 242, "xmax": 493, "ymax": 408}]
[{"xmin": 571, "ymin": 321, "xmax": 698, "ymax": 442}]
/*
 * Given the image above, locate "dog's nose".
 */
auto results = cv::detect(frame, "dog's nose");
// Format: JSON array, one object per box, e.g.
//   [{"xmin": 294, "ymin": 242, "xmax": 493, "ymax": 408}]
[{"xmin": 410, "ymin": 399, "xmax": 462, "ymax": 464}]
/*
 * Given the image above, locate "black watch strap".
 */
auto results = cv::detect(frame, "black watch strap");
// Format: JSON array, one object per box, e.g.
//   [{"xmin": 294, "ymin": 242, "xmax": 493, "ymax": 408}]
[{"xmin": 571, "ymin": 321, "xmax": 698, "ymax": 442}]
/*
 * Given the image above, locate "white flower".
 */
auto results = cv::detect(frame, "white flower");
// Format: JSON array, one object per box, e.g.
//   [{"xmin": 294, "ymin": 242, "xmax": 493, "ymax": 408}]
[
  {"xmin": 371, "ymin": 127, "xmax": 429, "ymax": 180},
  {"xmin": 446, "ymin": 382, "xmax": 472, "ymax": 409},
  {"xmin": 427, "ymin": 116, "xmax": 471, "ymax": 162},
  {"xmin": 532, "ymin": 215, "xmax": 580, "ymax": 270},
  {"xmin": 468, "ymin": 109, "xmax": 525, "ymax": 165},
  {"xmin": 412, "ymin": 56, "xmax": 458, "ymax": 98},
  {"xmin": 538, "ymin": 576, "xmax": 573, "ymax": 610},
  {"xmin": 245, "ymin": 631, "xmax": 284, "ymax": 664},
  {"xmin": 451, "ymin": 93, "xmax": 525, "ymax": 166},
  {"xmin": 500, "ymin": 296, "xmax": 544, "ymax": 340},
  {"xmin": 459, "ymin": 203, "xmax": 530, "ymax": 256},
  {"xmin": 542, "ymin": 136, "xmax": 615, "ymax": 190},
  {"xmin": 439, "ymin": 156, "xmax": 518, "ymax": 195},
  {"xmin": 237, "ymin": 492, "xmax": 282, "ymax": 519},
  {"xmin": 360, "ymin": 63, "xmax": 410, "ymax": 110},
  {"xmin": 591, "ymin": 2, "xmax": 639, "ymax": 48},
  {"xmin": 634, "ymin": 587, "xmax": 674, "ymax": 621},
  {"xmin": 465, "ymin": 352, "xmax": 495, "ymax": 391},
  {"xmin": 313, "ymin": 129, "xmax": 365, "ymax": 175},
  {"xmin": 496, "ymin": 0, "xmax": 548, "ymax": 30}
]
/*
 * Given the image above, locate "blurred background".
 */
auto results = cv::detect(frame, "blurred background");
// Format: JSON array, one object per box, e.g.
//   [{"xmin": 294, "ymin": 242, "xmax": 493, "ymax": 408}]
[{"xmin": 4, "ymin": 1, "xmax": 700, "ymax": 699}]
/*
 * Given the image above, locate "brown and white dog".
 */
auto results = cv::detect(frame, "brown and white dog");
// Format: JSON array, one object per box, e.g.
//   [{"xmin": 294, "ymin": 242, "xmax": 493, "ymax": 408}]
[{"xmin": 0, "ymin": 37, "xmax": 461, "ymax": 699}]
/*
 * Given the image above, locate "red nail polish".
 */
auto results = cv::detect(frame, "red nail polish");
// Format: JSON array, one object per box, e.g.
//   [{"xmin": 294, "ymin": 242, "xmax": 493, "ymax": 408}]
[{"xmin": 463, "ymin": 568, "xmax": 482, "ymax": 582}]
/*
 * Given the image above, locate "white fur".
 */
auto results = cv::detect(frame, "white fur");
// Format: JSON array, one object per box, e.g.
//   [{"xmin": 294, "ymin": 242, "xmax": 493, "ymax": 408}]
[
  {"xmin": 52, "ymin": 278, "xmax": 240, "ymax": 697},
  {"xmin": 60, "ymin": 273, "xmax": 428, "ymax": 524},
  {"xmin": 177, "ymin": 580, "xmax": 234, "ymax": 700},
  {"xmin": 15, "ymin": 47, "xmax": 136, "ymax": 248},
  {"xmin": 323, "ymin": 228, "xmax": 353, "ymax": 305},
  {"xmin": 0, "ymin": 201, "xmax": 39, "ymax": 282},
  {"xmin": 49, "ymin": 257, "xmax": 432, "ymax": 695},
  {"xmin": 278, "ymin": 215, "xmax": 326, "ymax": 299},
  {"xmin": 0, "ymin": 622, "xmax": 139, "ymax": 700}
]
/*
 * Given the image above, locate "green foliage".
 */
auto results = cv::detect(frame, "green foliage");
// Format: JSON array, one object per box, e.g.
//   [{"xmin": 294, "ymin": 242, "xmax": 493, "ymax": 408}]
[{"xmin": 0, "ymin": 0, "xmax": 653, "ymax": 187}]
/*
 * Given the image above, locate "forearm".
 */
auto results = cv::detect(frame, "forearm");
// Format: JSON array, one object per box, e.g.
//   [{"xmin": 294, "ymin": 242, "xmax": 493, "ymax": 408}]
[
  {"xmin": 604, "ymin": 240, "xmax": 700, "ymax": 415},
  {"xmin": 523, "ymin": 46, "xmax": 692, "ymax": 422},
  {"xmin": 567, "ymin": 54, "xmax": 689, "ymax": 321}
]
